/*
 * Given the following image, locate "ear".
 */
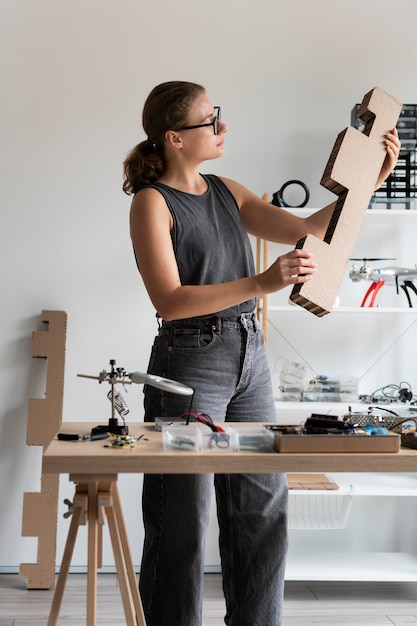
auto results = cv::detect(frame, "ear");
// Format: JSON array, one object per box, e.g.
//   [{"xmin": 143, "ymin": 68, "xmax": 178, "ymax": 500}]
[{"xmin": 164, "ymin": 130, "xmax": 183, "ymax": 149}]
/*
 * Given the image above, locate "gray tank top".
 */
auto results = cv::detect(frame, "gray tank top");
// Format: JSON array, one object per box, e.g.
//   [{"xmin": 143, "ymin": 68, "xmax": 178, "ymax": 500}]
[{"xmin": 142, "ymin": 174, "xmax": 256, "ymax": 318}]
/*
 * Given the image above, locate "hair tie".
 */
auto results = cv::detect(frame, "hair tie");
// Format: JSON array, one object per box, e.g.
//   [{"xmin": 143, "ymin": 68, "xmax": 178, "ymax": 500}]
[{"xmin": 147, "ymin": 137, "xmax": 157, "ymax": 152}]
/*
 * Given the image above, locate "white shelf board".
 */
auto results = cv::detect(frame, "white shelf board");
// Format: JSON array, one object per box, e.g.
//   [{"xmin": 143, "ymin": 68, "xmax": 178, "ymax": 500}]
[
  {"xmin": 324, "ymin": 472, "xmax": 417, "ymax": 497},
  {"xmin": 289, "ymin": 208, "xmax": 417, "ymax": 222},
  {"xmin": 275, "ymin": 401, "xmax": 371, "ymax": 423},
  {"xmin": 275, "ymin": 400, "xmax": 417, "ymax": 414},
  {"xmin": 286, "ymin": 473, "xmax": 417, "ymax": 497},
  {"xmin": 265, "ymin": 305, "xmax": 417, "ymax": 313},
  {"xmin": 285, "ymin": 552, "xmax": 417, "ymax": 581},
  {"xmin": 365, "ymin": 208, "xmax": 417, "ymax": 223}
]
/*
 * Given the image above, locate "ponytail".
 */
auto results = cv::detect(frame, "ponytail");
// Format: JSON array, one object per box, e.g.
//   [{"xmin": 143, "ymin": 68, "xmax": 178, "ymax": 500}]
[{"xmin": 122, "ymin": 139, "xmax": 165, "ymax": 195}]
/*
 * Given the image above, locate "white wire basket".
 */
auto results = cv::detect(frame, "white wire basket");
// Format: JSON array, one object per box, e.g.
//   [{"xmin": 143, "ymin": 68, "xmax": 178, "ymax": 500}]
[{"xmin": 288, "ymin": 486, "xmax": 355, "ymax": 530}]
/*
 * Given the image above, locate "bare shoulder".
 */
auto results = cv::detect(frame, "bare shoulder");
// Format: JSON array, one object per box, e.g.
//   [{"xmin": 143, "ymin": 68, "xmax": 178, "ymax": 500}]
[
  {"xmin": 130, "ymin": 186, "xmax": 172, "ymax": 230},
  {"xmin": 130, "ymin": 186, "xmax": 168, "ymax": 214}
]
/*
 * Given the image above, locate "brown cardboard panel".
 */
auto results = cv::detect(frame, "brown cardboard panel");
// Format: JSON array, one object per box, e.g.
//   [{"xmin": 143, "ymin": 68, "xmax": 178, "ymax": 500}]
[
  {"xmin": 290, "ymin": 87, "xmax": 403, "ymax": 316},
  {"xmin": 287, "ymin": 473, "xmax": 339, "ymax": 490},
  {"xmin": 275, "ymin": 433, "xmax": 400, "ymax": 453},
  {"xmin": 20, "ymin": 311, "xmax": 67, "ymax": 589}
]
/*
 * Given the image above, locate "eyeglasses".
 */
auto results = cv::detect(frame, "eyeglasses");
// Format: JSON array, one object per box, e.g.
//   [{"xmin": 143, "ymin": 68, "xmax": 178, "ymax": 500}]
[{"xmin": 177, "ymin": 106, "xmax": 221, "ymax": 135}]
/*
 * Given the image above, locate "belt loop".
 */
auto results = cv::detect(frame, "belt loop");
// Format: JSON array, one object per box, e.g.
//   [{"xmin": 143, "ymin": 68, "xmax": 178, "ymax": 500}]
[
  {"xmin": 213, "ymin": 317, "xmax": 221, "ymax": 333},
  {"xmin": 241, "ymin": 312, "xmax": 258, "ymax": 333},
  {"xmin": 156, "ymin": 312, "xmax": 162, "ymax": 330}
]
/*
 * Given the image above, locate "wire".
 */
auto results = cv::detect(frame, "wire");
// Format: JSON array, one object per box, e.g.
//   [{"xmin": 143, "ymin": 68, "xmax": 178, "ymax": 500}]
[
  {"xmin": 176, "ymin": 412, "xmax": 229, "ymax": 448},
  {"xmin": 177, "ymin": 412, "xmax": 226, "ymax": 432},
  {"xmin": 388, "ymin": 418, "xmax": 417, "ymax": 434},
  {"xmin": 369, "ymin": 381, "xmax": 415, "ymax": 404},
  {"xmin": 370, "ymin": 406, "xmax": 399, "ymax": 416}
]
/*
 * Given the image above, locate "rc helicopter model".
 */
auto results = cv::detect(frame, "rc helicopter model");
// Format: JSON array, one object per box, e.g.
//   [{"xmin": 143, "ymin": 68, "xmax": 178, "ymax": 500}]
[{"xmin": 349, "ymin": 257, "xmax": 417, "ymax": 307}]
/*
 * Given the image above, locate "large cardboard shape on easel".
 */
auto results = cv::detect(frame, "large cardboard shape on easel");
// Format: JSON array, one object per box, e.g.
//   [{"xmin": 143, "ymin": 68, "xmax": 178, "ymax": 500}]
[
  {"xmin": 20, "ymin": 310, "xmax": 67, "ymax": 589},
  {"xmin": 290, "ymin": 87, "xmax": 402, "ymax": 316}
]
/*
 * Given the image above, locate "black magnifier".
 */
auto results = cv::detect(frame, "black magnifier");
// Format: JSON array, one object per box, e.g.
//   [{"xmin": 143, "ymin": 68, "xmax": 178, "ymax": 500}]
[{"xmin": 271, "ymin": 179, "xmax": 310, "ymax": 208}]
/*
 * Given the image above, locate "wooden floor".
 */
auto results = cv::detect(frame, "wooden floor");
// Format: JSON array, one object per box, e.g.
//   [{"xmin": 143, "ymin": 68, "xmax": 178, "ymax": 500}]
[{"xmin": 1, "ymin": 573, "xmax": 417, "ymax": 625}]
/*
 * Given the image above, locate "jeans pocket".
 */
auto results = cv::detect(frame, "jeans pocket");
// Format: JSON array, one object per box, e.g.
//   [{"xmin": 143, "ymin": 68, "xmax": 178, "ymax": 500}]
[{"xmin": 170, "ymin": 326, "xmax": 218, "ymax": 352}]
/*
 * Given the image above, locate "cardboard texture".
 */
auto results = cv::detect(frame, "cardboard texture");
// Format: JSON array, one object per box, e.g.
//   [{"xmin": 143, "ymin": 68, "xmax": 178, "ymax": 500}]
[
  {"xmin": 274, "ymin": 432, "xmax": 400, "ymax": 453},
  {"xmin": 290, "ymin": 87, "xmax": 403, "ymax": 316},
  {"xmin": 287, "ymin": 473, "xmax": 339, "ymax": 490},
  {"xmin": 20, "ymin": 310, "xmax": 67, "ymax": 589}
]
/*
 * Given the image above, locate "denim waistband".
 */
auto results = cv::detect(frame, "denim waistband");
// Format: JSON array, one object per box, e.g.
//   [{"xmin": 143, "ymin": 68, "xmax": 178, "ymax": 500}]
[{"xmin": 159, "ymin": 311, "xmax": 258, "ymax": 332}]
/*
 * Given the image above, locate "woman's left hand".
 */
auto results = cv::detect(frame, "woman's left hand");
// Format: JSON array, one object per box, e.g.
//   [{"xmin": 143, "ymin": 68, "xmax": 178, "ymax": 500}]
[{"xmin": 375, "ymin": 128, "xmax": 401, "ymax": 190}]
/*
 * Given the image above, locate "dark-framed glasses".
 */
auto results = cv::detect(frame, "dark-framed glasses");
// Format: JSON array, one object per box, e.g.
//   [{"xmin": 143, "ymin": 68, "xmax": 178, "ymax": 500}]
[{"xmin": 177, "ymin": 106, "xmax": 221, "ymax": 135}]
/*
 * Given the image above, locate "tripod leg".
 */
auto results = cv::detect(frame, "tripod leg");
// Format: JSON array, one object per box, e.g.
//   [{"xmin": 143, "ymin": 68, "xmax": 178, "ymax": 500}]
[
  {"xmin": 100, "ymin": 492, "xmax": 137, "ymax": 626},
  {"xmin": 112, "ymin": 484, "xmax": 147, "ymax": 626},
  {"xmin": 47, "ymin": 494, "xmax": 87, "ymax": 626},
  {"xmin": 87, "ymin": 482, "xmax": 100, "ymax": 626}
]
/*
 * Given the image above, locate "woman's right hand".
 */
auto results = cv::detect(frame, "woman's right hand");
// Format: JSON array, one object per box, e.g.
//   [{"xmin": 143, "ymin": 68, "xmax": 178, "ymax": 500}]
[{"xmin": 261, "ymin": 248, "xmax": 317, "ymax": 294}]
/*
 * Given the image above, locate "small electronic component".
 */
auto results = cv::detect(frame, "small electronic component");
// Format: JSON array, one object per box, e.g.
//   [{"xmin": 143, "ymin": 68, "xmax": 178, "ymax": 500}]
[
  {"xmin": 105, "ymin": 433, "xmax": 137, "ymax": 448},
  {"xmin": 57, "ymin": 430, "xmax": 109, "ymax": 441},
  {"xmin": 304, "ymin": 414, "xmax": 354, "ymax": 434}
]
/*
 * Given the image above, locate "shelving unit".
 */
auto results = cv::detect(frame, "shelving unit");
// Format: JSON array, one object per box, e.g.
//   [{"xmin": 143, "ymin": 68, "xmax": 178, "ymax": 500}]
[
  {"xmin": 286, "ymin": 552, "xmax": 417, "ymax": 582},
  {"xmin": 287, "ymin": 472, "xmax": 417, "ymax": 581},
  {"xmin": 256, "ymin": 204, "xmax": 417, "ymax": 581},
  {"xmin": 256, "ymin": 206, "xmax": 417, "ymax": 397},
  {"xmin": 268, "ymin": 305, "xmax": 417, "ymax": 313}
]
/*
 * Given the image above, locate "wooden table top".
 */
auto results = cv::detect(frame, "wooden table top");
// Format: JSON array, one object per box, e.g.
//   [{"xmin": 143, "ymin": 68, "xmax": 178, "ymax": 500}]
[{"xmin": 42, "ymin": 422, "xmax": 417, "ymax": 476}]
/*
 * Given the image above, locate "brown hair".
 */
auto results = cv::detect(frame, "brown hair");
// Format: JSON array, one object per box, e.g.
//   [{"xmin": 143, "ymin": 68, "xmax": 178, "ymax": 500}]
[{"xmin": 122, "ymin": 81, "xmax": 206, "ymax": 195}]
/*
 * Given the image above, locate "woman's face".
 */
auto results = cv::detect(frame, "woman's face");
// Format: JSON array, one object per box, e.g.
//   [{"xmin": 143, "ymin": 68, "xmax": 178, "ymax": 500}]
[{"xmin": 177, "ymin": 92, "xmax": 228, "ymax": 162}]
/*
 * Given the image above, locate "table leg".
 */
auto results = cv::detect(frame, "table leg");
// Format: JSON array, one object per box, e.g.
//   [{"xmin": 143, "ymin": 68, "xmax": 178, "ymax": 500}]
[
  {"xmin": 111, "ymin": 484, "xmax": 146, "ymax": 626},
  {"xmin": 47, "ymin": 477, "xmax": 147, "ymax": 626},
  {"xmin": 101, "ymin": 493, "xmax": 137, "ymax": 625},
  {"xmin": 47, "ymin": 491, "xmax": 87, "ymax": 626},
  {"xmin": 87, "ymin": 482, "xmax": 99, "ymax": 625}
]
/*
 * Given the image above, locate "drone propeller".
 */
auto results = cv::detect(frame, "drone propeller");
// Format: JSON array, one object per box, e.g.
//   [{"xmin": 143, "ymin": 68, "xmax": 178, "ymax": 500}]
[{"xmin": 349, "ymin": 257, "xmax": 397, "ymax": 284}]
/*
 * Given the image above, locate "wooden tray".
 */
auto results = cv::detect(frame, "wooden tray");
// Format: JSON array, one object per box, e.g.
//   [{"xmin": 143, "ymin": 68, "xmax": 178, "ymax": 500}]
[{"xmin": 274, "ymin": 433, "xmax": 400, "ymax": 453}]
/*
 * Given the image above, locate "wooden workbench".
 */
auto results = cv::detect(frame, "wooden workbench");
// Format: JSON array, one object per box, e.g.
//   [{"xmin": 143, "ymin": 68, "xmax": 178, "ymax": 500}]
[
  {"xmin": 42, "ymin": 422, "xmax": 417, "ymax": 626},
  {"xmin": 44, "ymin": 422, "xmax": 417, "ymax": 476}
]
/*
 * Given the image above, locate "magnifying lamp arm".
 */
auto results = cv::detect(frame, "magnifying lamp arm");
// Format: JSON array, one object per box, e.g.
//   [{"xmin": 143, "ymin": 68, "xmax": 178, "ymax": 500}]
[
  {"xmin": 128, "ymin": 371, "xmax": 194, "ymax": 396},
  {"xmin": 128, "ymin": 372, "xmax": 148, "ymax": 385}
]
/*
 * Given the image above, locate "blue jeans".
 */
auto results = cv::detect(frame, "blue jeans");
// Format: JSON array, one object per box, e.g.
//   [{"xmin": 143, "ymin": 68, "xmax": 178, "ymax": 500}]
[{"xmin": 139, "ymin": 313, "xmax": 288, "ymax": 626}]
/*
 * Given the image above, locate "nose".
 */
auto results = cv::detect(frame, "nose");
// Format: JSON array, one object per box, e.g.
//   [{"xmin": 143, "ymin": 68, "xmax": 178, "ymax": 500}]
[{"xmin": 218, "ymin": 120, "xmax": 228, "ymax": 134}]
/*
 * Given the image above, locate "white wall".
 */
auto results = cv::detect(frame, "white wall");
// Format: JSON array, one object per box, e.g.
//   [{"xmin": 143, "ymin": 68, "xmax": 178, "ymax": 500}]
[{"xmin": 1, "ymin": 0, "xmax": 417, "ymax": 571}]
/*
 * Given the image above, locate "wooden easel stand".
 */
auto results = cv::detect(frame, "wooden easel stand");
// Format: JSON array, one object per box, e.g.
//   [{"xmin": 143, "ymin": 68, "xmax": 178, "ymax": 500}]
[{"xmin": 47, "ymin": 475, "xmax": 146, "ymax": 626}]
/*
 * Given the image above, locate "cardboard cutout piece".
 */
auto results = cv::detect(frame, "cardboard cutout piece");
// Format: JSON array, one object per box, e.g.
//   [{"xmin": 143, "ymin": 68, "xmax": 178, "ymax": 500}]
[
  {"xmin": 290, "ymin": 87, "xmax": 402, "ymax": 316},
  {"xmin": 20, "ymin": 310, "xmax": 67, "ymax": 589}
]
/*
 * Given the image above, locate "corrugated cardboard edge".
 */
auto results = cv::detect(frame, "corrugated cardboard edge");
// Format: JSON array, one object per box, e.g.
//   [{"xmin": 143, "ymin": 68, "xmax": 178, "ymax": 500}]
[{"xmin": 19, "ymin": 310, "xmax": 67, "ymax": 589}]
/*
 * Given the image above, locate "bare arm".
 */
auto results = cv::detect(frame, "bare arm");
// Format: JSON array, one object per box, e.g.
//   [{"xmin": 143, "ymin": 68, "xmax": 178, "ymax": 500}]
[
  {"xmin": 130, "ymin": 188, "xmax": 317, "ymax": 321},
  {"xmin": 222, "ymin": 177, "xmax": 335, "ymax": 244},
  {"xmin": 130, "ymin": 130, "xmax": 400, "ymax": 321},
  {"xmin": 223, "ymin": 129, "xmax": 401, "ymax": 244}
]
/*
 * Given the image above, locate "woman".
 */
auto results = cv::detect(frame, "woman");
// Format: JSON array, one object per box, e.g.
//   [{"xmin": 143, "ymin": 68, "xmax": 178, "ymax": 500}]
[{"xmin": 123, "ymin": 81, "xmax": 400, "ymax": 626}]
